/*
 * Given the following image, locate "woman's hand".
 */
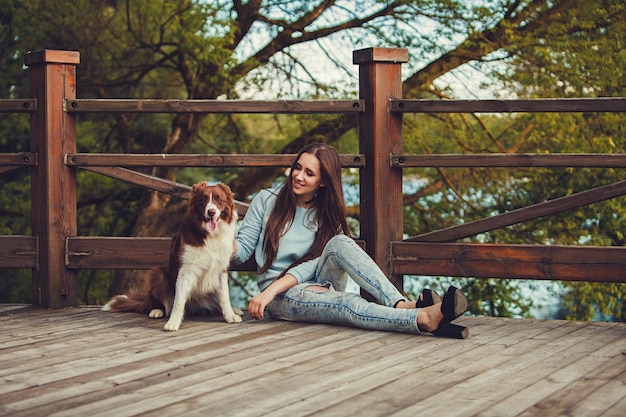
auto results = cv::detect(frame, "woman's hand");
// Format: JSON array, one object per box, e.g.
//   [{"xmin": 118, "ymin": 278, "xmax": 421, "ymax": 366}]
[
  {"xmin": 248, "ymin": 274, "xmax": 298, "ymax": 320},
  {"xmin": 248, "ymin": 291, "xmax": 275, "ymax": 320}
]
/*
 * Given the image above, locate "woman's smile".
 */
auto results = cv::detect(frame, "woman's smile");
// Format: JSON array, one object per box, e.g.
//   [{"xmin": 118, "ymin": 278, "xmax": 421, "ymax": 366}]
[{"xmin": 291, "ymin": 152, "xmax": 324, "ymax": 203}]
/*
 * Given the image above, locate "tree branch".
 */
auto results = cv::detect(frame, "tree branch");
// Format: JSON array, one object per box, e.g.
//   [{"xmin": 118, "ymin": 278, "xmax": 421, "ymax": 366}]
[
  {"xmin": 403, "ymin": 0, "xmax": 571, "ymax": 95},
  {"xmin": 232, "ymin": 0, "xmax": 263, "ymax": 49},
  {"xmin": 231, "ymin": 1, "xmax": 403, "ymax": 79}
]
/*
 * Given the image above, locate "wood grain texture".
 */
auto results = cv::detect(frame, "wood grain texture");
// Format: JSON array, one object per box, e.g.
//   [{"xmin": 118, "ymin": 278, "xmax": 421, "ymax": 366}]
[{"xmin": 0, "ymin": 306, "xmax": 624, "ymax": 417}]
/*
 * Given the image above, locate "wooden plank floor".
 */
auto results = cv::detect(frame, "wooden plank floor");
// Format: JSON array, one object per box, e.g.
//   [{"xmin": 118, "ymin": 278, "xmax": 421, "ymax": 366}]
[{"xmin": 0, "ymin": 305, "xmax": 624, "ymax": 417}]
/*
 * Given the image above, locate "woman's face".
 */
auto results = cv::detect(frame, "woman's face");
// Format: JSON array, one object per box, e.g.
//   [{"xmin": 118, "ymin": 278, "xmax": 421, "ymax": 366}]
[{"xmin": 291, "ymin": 152, "xmax": 324, "ymax": 202}]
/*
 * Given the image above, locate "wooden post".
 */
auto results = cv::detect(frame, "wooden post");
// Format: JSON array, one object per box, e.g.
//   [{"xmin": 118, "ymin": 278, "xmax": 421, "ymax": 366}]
[
  {"xmin": 26, "ymin": 50, "xmax": 80, "ymax": 308},
  {"xmin": 354, "ymin": 47, "xmax": 408, "ymax": 292}
]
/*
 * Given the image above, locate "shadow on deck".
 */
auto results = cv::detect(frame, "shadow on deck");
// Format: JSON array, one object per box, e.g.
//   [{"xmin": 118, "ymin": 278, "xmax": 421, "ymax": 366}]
[{"xmin": 0, "ymin": 305, "xmax": 624, "ymax": 417}]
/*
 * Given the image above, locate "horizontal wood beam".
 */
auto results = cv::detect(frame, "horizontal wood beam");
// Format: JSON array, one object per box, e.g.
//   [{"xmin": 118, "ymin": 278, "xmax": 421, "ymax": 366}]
[
  {"xmin": 0, "ymin": 99, "xmax": 37, "ymax": 112},
  {"xmin": 0, "ymin": 153, "xmax": 37, "ymax": 166},
  {"xmin": 391, "ymin": 153, "xmax": 626, "ymax": 168},
  {"xmin": 66, "ymin": 153, "xmax": 365, "ymax": 168},
  {"xmin": 391, "ymin": 242, "xmax": 626, "ymax": 283},
  {"xmin": 65, "ymin": 99, "xmax": 365, "ymax": 114},
  {"xmin": 0, "ymin": 236, "xmax": 38, "ymax": 268},
  {"xmin": 66, "ymin": 237, "xmax": 172, "ymax": 270},
  {"xmin": 390, "ymin": 98, "xmax": 626, "ymax": 113},
  {"xmin": 408, "ymin": 179, "xmax": 626, "ymax": 242}
]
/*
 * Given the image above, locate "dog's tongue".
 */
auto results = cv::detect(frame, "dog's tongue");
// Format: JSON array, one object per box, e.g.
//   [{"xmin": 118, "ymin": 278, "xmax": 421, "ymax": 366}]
[{"xmin": 206, "ymin": 217, "xmax": 217, "ymax": 232}]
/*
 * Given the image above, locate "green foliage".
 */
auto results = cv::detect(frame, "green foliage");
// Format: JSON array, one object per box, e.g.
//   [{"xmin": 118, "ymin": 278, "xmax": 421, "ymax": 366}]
[
  {"xmin": 0, "ymin": 269, "xmax": 30, "ymax": 304},
  {"xmin": 77, "ymin": 270, "xmax": 115, "ymax": 306},
  {"xmin": 562, "ymin": 282, "xmax": 625, "ymax": 321},
  {"xmin": 0, "ymin": 113, "xmax": 31, "ymax": 304}
]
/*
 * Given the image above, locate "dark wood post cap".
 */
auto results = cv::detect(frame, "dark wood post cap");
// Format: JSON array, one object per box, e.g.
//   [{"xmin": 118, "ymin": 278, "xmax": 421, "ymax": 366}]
[
  {"xmin": 24, "ymin": 50, "xmax": 80, "ymax": 66},
  {"xmin": 353, "ymin": 47, "xmax": 408, "ymax": 64}
]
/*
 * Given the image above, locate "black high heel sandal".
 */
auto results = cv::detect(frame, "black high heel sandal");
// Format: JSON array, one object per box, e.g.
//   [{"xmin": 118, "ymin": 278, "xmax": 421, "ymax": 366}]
[
  {"xmin": 432, "ymin": 286, "xmax": 469, "ymax": 339},
  {"xmin": 433, "ymin": 322, "xmax": 469, "ymax": 339},
  {"xmin": 414, "ymin": 289, "xmax": 441, "ymax": 308}
]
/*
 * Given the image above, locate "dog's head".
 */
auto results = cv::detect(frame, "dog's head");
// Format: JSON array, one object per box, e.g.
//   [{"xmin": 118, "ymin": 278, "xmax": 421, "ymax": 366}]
[{"xmin": 189, "ymin": 182, "xmax": 236, "ymax": 233}]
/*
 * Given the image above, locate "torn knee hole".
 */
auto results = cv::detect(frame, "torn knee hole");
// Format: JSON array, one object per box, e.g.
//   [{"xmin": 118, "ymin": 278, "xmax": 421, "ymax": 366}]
[{"xmin": 305, "ymin": 285, "xmax": 329, "ymax": 293}]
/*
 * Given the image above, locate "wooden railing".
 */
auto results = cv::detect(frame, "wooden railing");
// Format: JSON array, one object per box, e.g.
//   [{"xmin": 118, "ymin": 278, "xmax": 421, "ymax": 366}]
[
  {"xmin": 1, "ymin": 48, "xmax": 625, "ymax": 308},
  {"xmin": 389, "ymin": 98, "xmax": 626, "ymax": 283}
]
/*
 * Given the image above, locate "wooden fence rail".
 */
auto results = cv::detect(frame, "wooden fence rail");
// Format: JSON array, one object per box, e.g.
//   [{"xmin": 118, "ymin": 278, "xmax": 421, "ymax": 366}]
[
  {"xmin": 0, "ymin": 47, "xmax": 625, "ymax": 308},
  {"xmin": 65, "ymin": 99, "xmax": 365, "ymax": 114}
]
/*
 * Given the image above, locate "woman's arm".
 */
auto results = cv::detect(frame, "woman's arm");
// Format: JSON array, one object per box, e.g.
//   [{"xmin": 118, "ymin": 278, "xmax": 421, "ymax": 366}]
[
  {"xmin": 233, "ymin": 189, "xmax": 272, "ymax": 265},
  {"xmin": 248, "ymin": 273, "xmax": 298, "ymax": 320}
]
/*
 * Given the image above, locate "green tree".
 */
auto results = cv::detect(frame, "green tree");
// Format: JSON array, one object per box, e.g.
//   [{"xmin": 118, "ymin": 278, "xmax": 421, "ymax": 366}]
[
  {"xmin": 399, "ymin": 0, "xmax": 626, "ymax": 320},
  {"xmin": 495, "ymin": 0, "xmax": 626, "ymax": 321}
]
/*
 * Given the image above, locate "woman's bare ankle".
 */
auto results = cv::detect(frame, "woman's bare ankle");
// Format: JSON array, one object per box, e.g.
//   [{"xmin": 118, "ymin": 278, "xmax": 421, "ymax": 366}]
[
  {"xmin": 396, "ymin": 292, "xmax": 427, "ymax": 309},
  {"xmin": 416, "ymin": 304, "xmax": 443, "ymax": 332},
  {"xmin": 395, "ymin": 300, "xmax": 413, "ymax": 309}
]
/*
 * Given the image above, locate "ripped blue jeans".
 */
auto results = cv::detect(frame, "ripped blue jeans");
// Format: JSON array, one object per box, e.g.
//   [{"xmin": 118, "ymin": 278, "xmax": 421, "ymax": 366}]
[{"xmin": 267, "ymin": 234, "xmax": 421, "ymax": 334}]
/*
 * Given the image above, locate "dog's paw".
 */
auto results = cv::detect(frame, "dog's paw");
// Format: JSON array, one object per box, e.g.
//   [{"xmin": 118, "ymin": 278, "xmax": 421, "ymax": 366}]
[
  {"xmin": 149, "ymin": 309, "xmax": 164, "ymax": 319},
  {"xmin": 163, "ymin": 319, "xmax": 181, "ymax": 331},
  {"xmin": 233, "ymin": 308, "xmax": 244, "ymax": 316},
  {"xmin": 224, "ymin": 313, "xmax": 243, "ymax": 324}
]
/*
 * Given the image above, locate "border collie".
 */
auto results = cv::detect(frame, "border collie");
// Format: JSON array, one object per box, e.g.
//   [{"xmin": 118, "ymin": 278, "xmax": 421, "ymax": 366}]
[{"xmin": 103, "ymin": 181, "xmax": 243, "ymax": 331}]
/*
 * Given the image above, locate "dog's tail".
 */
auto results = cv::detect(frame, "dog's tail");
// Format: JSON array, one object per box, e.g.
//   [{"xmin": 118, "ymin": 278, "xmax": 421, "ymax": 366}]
[
  {"xmin": 102, "ymin": 266, "xmax": 170, "ymax": 314},
  {"xmin": 102, "ymin": 292, "xmax": 153, "ymax": 314}
]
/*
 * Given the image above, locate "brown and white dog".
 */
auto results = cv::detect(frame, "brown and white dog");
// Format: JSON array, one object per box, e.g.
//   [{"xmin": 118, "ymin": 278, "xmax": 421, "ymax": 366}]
[{"xmin": 103, "ymin": 181, "xmax": 243, "ymax": 331}]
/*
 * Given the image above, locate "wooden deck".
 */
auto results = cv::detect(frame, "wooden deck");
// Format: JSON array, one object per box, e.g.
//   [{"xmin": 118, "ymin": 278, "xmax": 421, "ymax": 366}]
[{"xmin": 0, "ymin": 305, "xmax": 624, "ymax": 417}]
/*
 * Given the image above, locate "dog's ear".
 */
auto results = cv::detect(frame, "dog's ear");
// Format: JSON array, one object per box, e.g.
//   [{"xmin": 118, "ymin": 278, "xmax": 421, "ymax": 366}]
[
  {"xmin": 192, "ymin": 181, "xmax": 209, "ymax": 193},
  {"xmin": 216, "ymin": 182, "xmax": 234, "ymax": 198}
]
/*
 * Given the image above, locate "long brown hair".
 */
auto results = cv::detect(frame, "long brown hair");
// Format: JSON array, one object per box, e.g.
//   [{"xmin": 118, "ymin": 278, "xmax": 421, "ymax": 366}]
[{"xmin": 259, "ymin": 143, "xmax": 350, "ymax": 275}]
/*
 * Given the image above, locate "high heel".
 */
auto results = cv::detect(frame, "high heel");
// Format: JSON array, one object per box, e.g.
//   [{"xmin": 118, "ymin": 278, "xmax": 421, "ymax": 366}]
[
  {"xmin": 433, "ymin": 322, "xmax": 469, "ymax": 339},
  {"xmin": 432, "ymin": 286, "xmax": 469, "ymax": 339},
  {"xmin": 414, "ymin": 289, "xmax": 441, "ymax": 308},
  {"xmin": 440, "ymin": 286, "xmax": 467, "ymax": 321}
]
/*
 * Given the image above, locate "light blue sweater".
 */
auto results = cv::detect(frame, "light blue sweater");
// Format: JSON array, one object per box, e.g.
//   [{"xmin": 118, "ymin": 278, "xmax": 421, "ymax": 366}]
[{"xmin": 233, "ymin": 188, "xmax": 319, "ymax": 291}]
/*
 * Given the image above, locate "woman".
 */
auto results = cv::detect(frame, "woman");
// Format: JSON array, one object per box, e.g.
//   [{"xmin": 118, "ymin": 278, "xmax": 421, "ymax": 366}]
[{"xmin": 232, "ymin": 143, "xmax": 468, "ymax": 338}]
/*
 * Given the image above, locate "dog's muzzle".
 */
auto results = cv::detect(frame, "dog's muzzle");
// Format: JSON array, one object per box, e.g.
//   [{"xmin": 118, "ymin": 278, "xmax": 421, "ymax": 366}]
[{"xmin": 204, "ymin": 209, "xmax": 219, "ymax": 232}]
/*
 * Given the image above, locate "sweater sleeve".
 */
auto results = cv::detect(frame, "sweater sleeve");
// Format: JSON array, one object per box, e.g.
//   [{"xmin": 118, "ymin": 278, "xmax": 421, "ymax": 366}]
[
  {"xmin": 233, "ymin": 187, "xmax": 319, "ymax": 291},
  {"xmin": 285, "ymin": 257, "xmax": 319, "ymax": 284},
  {"xmin": 233, "ymin": 189, "xmax": 272, "ymax": 265}
]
